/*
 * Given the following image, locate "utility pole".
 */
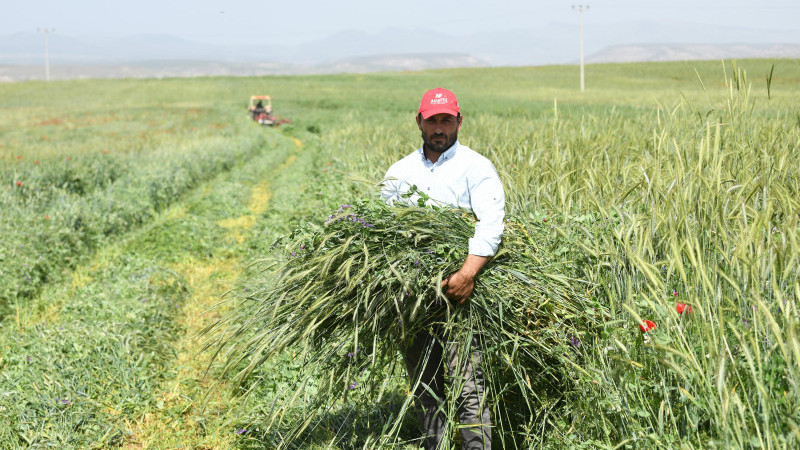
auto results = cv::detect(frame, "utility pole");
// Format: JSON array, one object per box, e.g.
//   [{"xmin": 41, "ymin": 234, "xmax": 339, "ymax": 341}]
[
  {"xmin": 572, "ymin": 5, "xmax": 588, "ymax": 92},
  {"xmin": 38, "ymin": 28, "xmax": 54, "ymax": 81}
]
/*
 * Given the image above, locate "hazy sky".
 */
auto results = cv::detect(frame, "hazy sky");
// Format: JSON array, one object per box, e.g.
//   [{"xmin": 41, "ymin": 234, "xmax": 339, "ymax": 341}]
[{"xmin": 6, "ymin": 0, "xmax": 799, "ymax": 45}]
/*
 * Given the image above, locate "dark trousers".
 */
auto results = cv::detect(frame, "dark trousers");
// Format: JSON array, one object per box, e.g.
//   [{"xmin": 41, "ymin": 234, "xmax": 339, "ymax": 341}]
[{"xmin": 403, "ymin": 328, "xmax": 492, "ymax": 449}]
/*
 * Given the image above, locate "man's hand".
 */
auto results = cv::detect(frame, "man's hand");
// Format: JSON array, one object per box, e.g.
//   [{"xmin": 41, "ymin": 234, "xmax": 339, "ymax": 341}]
[
  {"xmin": 441, "ymin": 254, "xmax": 490, "ymax": 304},
  {"xmin": 441, "ymin": 270, "xmax": 475, "ymax": 304}
]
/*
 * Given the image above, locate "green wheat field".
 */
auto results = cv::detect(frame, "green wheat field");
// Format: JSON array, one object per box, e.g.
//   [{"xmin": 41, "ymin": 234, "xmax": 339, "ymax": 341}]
[{"xmin": 1, "ymin": 59, "xmax": 798, "ymax": 449}]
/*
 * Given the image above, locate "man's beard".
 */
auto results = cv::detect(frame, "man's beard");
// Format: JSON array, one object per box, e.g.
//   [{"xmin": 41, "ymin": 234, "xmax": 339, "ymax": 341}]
[{"xmin": 423, "ymin": 130, "xmax": 458, "ymax": 154}]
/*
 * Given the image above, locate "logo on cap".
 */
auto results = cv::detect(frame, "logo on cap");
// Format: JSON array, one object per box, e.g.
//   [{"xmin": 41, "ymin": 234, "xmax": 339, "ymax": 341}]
[{"xmin": 431, "ymin": 92, "xmax": 448, "ymax": 105}]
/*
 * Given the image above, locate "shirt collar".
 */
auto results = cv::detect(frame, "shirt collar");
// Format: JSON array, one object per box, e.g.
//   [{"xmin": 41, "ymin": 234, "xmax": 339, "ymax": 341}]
[{"xmin": 417, "ymin": 140, "xmax": 459, "ymax": 167}]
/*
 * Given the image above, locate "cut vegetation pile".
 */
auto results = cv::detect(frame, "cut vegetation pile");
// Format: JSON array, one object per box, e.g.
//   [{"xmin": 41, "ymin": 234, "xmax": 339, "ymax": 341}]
[{"xmin": 205, "ymin": 193, "xmax": 611, "ymax": 448}]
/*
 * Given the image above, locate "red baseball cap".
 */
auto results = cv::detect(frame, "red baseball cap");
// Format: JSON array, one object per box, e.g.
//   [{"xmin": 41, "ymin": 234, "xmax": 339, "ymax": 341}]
[{"xmin": 418, "ymin": 87, "xmax": 460, "ymax": 119}]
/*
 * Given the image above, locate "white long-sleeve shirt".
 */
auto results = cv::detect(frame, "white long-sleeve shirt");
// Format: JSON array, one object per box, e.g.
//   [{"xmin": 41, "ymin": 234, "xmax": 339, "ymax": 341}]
[{"xmin": 381, "ymin": 140, "xmax": 505, "ymax": 257}]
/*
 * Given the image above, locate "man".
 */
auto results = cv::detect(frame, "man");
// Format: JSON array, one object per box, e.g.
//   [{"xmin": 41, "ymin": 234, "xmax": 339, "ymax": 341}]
[{"xmin": 381, "ymin": 87, "xmax": 505, "ymax": 450}]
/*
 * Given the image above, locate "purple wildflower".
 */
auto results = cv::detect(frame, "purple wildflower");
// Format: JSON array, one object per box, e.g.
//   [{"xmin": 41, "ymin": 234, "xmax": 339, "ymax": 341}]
[
  {"xmin": 326, "ymin": 211, "xmax": 374, "ymax": 228},
  {"xmin": 291, "ymin": 252, "xmax": 296, "ymax": 257},
  {"xmin": 672, "ymin": 289, "xmax": 678, "ymax": 297},
  {"xmin": 414, "ymin": 260, "xmax": 420, "ymax": 266},
  {"xmin": 236, "ymin": 428, "xmax": 247, "ymax": 435},
  {"xmin": 570, "ymin": 335, "xmax": 580, "ymax": 348},
  {"xmin": 348, "ymin": 382, "xmax": 357, "ymax": 390}
]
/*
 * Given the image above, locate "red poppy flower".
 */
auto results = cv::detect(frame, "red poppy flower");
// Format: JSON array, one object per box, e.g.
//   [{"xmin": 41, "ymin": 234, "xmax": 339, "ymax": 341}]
[
  {"xmin": 45, "ymin": 214, "xmax": 50, "ymax": 220},
  {"xmin": 639, "ymin": 319, "xmax": 657, "ymax": 333},
  {"xmin": 676, "ymin": 303, "xmax": 693, "ymax": 314},
  {"xmin": 16, "ymin": 180, "xmax": 22, "ymax": 187},
  {"xmin": 35, "ymin": 160, "xmax": 40, "ymax": 165}
]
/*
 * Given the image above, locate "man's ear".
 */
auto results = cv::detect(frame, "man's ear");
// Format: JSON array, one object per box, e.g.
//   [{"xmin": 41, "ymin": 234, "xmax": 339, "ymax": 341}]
[
  {"xmin": 457, "ymin": 114, "xmax": 463, "ymax": 129},
  {"xmin": 416, "ymin": 113, "xmax": 422, "ymax": 130}
]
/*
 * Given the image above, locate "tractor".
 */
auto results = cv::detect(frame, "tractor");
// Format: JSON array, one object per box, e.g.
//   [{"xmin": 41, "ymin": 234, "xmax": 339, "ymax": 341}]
[{"xmin": 248, "ymin": 95, "xmax": 276, "ymax": 126}]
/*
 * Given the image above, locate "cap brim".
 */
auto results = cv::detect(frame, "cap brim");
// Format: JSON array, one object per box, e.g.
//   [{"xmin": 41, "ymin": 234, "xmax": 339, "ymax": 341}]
[{"xmin": 419, "ymin": 106, "xmax": 460, "ymax": 119}]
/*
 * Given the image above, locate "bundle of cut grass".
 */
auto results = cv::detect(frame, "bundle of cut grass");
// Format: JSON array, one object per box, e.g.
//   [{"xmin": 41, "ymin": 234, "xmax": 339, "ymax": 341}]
[{"xmin": 204, "ymin": 194, "xmax": 609, "ymax": 447}]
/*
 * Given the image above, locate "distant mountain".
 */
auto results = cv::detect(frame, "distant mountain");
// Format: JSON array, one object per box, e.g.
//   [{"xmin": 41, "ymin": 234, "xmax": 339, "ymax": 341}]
[
  {"xmin": 0, "ymin": 33, "xmax": 278, "ymax": 64},
  {"xmin": 1, "ymin": 20, "xmax": 798, "ymax": 80},
  {"xmin": 0, "ymin": 54, "xmax": 487, "ymax": 82}
]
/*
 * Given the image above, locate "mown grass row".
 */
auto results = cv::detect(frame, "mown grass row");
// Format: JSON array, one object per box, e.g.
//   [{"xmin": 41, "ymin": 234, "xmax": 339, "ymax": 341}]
[
  {"xmin": 0, "ymin": 238, "xmax": 189, "ymax": 446},
  {"xmin": 117, "ymin": 128, "xmax": 306, "ymax": 448},
  {"xmin": 0, "ymin": 77, "xmax": 255, "ymax": 311},
  {"xmin": 0, "ymin": 130, "xmax": 275, "ymax": 313},
  {"xmin": 0, "ymin": 126, "xmax": 302, "ymax": 447}
]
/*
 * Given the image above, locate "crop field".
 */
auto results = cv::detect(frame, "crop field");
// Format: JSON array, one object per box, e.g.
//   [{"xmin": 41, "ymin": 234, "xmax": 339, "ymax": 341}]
[{"xmin": 1, "ymin": 59, "xmax": 799, "ymax": 449}]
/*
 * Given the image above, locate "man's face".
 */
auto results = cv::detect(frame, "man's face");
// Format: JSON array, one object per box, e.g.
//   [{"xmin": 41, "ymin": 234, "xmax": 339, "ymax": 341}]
[{"xmin": 417, "ymin": 113, "xmax": 462, "ymax": 154}]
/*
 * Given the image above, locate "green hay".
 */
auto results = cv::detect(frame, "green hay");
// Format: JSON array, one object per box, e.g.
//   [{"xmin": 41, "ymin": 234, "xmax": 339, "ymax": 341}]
[{"xmin": 205, "ymin": 193, "xmax": 610, "ymax": 448}]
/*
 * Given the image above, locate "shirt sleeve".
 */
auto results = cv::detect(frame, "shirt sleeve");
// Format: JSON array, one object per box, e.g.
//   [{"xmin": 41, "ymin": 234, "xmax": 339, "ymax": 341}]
[{"xmin": 467, "ymin": 160, "xmax": 505, "ymax": 257}]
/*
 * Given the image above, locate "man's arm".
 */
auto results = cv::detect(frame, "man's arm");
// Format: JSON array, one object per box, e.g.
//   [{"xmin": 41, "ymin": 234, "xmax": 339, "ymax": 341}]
[
  {"xmin": 441, "ymin": 254, "xmax": 491, "ymax": 304},
  {"xmin": 442, "ymin": 158, "xmax": 505, "ymax": 304}
]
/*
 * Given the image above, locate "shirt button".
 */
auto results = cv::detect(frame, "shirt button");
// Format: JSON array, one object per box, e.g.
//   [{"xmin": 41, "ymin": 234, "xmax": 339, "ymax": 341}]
[
  {"xmin": 427, "ymin": 187, "xmax": 431, "ymax": 191},
  {"xmin": 430, "ymin": 169, "xmax": 434, "ymax": 172}
]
